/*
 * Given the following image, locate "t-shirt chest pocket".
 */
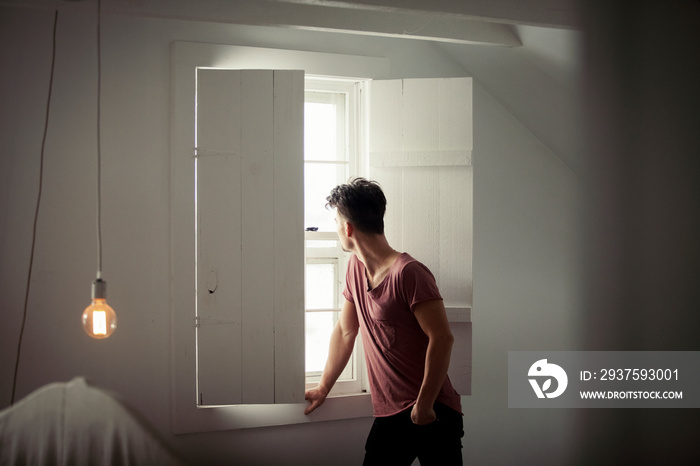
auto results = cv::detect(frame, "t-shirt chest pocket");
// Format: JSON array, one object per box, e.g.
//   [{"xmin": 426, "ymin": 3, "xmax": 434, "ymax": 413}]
[{"xmin": 367, "ymin": 299, "xmax": 396, "ymax": 351}]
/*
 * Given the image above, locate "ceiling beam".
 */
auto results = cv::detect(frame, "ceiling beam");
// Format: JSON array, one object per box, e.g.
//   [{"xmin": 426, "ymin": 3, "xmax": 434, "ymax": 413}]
[
  {"xmin": 106, "ymin": 0, "xmax": 521, "ymax": 46},
  {"xmin": 275, "ymin": 0, "xmax": 581, "ymax": 29},
  {"xmin": 1, "ymin": 0, "xmax": 521, "ymax": 46}
]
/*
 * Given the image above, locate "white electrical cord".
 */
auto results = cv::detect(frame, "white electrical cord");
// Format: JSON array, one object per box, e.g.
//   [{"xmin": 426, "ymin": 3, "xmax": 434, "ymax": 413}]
[{"xmin": 96, "ymin": 0, "xmax": 103, "ymax": 280}]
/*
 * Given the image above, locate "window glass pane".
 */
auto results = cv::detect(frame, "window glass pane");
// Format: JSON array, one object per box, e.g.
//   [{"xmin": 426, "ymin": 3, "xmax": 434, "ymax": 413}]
[
  {"xmin": 304, "ymin": 162, "xmax": 346, "ymax": 231},
  {"xmin": 305, "ymin": 262, "xmax": 336, "ymax": 310},
  {"xmin": 304, "ymin": 102, "xmax": 337, "ymax": 162},
  {"xmin": 305, "ymin": 311, "xmax": 352, "ymax": 381},
  {"xmin": 305, "ymin": 311, "xmax": 337, "ymax": 373}
]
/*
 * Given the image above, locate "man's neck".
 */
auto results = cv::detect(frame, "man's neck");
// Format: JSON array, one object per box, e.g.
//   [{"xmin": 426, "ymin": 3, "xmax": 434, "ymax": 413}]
[{"xmin": 353, "ymin": 235, "xmax": 401, "ymax": 288}]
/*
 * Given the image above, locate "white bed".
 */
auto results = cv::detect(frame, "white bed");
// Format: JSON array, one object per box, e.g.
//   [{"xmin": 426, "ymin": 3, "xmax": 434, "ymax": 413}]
[{"xmin": 0, "ymin": 377, "xmax": 188, "ymax": 465}]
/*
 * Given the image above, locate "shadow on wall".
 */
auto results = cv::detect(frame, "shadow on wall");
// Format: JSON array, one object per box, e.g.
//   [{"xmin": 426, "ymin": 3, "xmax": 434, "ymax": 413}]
[{"xmin": 577, "ymin": 1, "xmax": 700, "ymax": 464}]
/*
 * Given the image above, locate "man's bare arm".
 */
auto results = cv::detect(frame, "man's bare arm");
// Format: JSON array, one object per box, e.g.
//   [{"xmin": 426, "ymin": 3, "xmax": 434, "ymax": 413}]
[
  {"xmin": 412, "ymin": 299, "xmax": 454, "ymax": 425},
  {"xmin": 304, "ymin": 298, "xmax": 360, "ymax": 415}
]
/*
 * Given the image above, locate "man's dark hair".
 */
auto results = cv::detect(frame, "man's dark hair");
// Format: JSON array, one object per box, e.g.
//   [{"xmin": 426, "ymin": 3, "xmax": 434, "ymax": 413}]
[{"xmin": 326, "ymin": 178, "xmax": 386, "ymax": 235}]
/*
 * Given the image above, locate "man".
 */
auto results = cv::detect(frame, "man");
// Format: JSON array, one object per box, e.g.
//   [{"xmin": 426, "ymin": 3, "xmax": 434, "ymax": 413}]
[{"xmin": 305, "ymin": 178, "xmax": 463, "ymax": 465}]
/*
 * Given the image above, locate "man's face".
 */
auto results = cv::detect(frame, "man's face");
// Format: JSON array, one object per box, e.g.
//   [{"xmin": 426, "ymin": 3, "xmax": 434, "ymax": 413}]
[{"xmin": 335, "ymin": 210, "xmax": 352, "ymax": 253}]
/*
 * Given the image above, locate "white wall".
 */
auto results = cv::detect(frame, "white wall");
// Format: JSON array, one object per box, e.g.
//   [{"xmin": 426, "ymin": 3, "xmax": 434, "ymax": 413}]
[
  {"xmin": 468, "ymin": 83, "xmax": 581, "ymax": 464},
  {"xmin": 0, "ymin": 5, "xmax": 581, "ymax": 465}
]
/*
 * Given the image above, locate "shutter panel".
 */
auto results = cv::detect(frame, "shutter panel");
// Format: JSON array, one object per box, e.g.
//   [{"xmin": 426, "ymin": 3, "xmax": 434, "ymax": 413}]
[
  {"xmin": 196, "ymin": 69, "xmax": 304, "ymax": 405},
  {"xmin": 369, "ymin": 77, "xmax": 473, "ymax": 395}
]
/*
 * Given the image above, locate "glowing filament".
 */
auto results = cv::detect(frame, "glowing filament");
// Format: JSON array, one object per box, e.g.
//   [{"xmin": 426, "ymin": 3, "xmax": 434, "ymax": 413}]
[{"xmin": 93, "ymin": 310, "xmax": 107, "ymax": 335}]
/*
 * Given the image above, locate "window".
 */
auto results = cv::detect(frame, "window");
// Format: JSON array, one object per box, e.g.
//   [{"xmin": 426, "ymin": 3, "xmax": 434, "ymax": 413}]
[
  {"xmin": 303, "ymin": 78, "xmax": 368, "ymax": 395},
  {"xmin": 171, "ymin": 43, "xmax": 472, "ymax": 435}
]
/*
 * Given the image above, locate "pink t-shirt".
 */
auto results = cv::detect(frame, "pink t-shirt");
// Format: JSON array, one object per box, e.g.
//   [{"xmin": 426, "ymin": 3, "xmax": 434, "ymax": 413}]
[{"xmin": 343, "ymin": 253, "xmax": 462, "ymax": 417}]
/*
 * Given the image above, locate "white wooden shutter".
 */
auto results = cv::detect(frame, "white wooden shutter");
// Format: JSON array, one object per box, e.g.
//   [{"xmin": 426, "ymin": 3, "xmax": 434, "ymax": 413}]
[
  {"xmin": 196, "ymin": 69, "xmax": 305, "ymax": 405},
  {"xmin": 369, "ymin": 77, "xmax": 473, "ymax": 395}
]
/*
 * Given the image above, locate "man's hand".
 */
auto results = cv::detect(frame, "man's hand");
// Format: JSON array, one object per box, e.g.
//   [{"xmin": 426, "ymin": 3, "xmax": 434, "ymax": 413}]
[
  {"xmin": 410, "ymin": 403, "xmax": 437, "ymax": 425},
  {"xmin": 304, "ymin": 384, "xmax": 330, "ymax": 415}
]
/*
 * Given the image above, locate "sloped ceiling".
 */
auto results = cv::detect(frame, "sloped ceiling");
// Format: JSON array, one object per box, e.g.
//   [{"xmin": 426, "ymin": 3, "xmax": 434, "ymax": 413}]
[{"xmin": 437, "ymin": 25, "xmax": 582, "ymax": 172}]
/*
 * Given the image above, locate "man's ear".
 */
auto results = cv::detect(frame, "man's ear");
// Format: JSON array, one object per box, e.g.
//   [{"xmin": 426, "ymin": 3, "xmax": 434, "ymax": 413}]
[{"xmin": 345, "ymin": 221, "xmax": 354, "ymax": 238}]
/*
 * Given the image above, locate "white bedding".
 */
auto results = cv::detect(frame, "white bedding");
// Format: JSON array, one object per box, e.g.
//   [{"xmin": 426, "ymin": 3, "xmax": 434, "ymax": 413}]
[{"xmin": 0, "ymin": 377, "xmax": 187, "ymax": 465}]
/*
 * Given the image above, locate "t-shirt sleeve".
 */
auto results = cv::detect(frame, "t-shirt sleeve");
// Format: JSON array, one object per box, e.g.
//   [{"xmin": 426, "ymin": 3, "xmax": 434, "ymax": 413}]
[
  {"xmin": 342, "ymin": 256, "xmax": 356, "ymax": 303},
  {"xmin": 342, "ymin": 283, "xmax": 353, "ymax": 303},
  {"xmin": 400, "ymin": 261, "xmax": 443, "ymax": 312}
]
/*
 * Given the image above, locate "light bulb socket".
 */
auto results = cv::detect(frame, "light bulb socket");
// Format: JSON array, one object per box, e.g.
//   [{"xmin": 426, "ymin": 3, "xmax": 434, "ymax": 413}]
[{"xmin": 92, "ymin": 278, "xmax": 107, "ymax": 299}]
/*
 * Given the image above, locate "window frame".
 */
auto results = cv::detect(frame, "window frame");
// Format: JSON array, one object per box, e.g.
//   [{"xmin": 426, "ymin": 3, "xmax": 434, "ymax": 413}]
[
  {"xmin": 171, "ymin": 43, "xmax": 472, "ymax": 436},
  {"xmin": 303, "ymin": 76, "xmax": 369, "ymax": 396}
]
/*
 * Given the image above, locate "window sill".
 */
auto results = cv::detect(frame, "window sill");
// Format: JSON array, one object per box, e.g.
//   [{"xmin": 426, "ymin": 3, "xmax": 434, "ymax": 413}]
[
  {"xmin": 174, "ymin": 393, "xmax": 373, "ymax": 434},
  {"xmin": 446, "ymin": 306, "xmax": 471, "ymax": 323}
]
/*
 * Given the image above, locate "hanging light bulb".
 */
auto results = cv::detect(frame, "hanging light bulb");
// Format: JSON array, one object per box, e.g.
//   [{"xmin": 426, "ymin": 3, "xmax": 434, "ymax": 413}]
[
  {"xmin": 82, "ymin": 0, "xmax": 117, "ymax": 339},
  {"xmin": 82, "ymin": 278, "xmax": 117, "ymax": 339}
]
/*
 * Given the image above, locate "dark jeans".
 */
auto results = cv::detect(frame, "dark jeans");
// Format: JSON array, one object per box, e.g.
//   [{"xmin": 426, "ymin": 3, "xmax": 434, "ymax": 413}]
[{"xmin": 363, "ymin": 403, "xmax": 464, "ymax": 466}]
